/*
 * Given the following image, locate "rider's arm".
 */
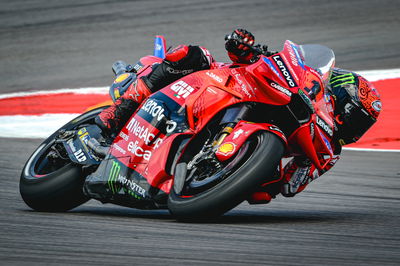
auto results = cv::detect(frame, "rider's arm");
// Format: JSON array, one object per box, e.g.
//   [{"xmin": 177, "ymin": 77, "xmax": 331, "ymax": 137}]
[{"xmin": 142, "ymin": 45, "xmax": 213, "ymax": 92}]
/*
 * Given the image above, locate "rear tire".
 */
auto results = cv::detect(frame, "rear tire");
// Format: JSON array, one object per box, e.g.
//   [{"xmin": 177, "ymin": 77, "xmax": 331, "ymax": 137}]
[
  {"xmin": 19, "ymin": 107, "xmax": 107, "ymax": 212},
  {"xmin": 168, "ymin": 131, "xmax": 284, "ymax": 221}
]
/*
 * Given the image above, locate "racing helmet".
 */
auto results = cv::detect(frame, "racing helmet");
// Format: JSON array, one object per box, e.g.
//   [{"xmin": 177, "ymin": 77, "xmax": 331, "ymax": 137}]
[{"xmin": 331, "ymin": 71, "xmax": 382, "ymax": 145}]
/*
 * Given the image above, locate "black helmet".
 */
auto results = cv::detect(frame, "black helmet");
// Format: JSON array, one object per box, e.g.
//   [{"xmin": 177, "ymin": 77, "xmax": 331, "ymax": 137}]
[{"xmin": 330, "ymin": 70, "xmax": 382, "ymax": 145}]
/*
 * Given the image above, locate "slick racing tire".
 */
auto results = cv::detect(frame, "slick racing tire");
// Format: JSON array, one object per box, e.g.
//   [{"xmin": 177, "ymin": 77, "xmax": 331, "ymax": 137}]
[
  {"xmin": 20, "ymin": 107, "xmax": 108, "ymax": 212},
  {"xmin": 168, "ymin": 131, "xmax": 284, "ymax": 221}
]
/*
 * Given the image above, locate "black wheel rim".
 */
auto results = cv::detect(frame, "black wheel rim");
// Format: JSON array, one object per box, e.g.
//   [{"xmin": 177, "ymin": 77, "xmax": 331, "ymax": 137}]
[
  {"xmin": 181, "ymin": 135, "xmax": 259, "ymax": 196},
  {"xmin": 23, "ymin": 107, "xmax": 107, "ymax": 179}
]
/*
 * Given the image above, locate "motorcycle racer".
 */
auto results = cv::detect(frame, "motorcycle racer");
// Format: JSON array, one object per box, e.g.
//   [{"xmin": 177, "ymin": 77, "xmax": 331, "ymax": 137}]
[
  {"xmin": 281, "ymin": 68, "xmax": 381, "ymax": 197},
  {"xmin": 95, "ymin": 29, "xmax": 381, "ymax": 198},
  {"xmin": 95, "ymin": 29, "xmax": 261, "ymax": 135},
  {"xmin": 95, "ymin": 45, "xmax": 214, "ymax": 136}
]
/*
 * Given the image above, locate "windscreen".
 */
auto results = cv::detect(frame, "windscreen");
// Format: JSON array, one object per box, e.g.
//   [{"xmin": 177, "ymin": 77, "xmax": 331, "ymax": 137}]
[{"xmin": 300, "ymin": 44, "xmax": 335, "ymax": 86}]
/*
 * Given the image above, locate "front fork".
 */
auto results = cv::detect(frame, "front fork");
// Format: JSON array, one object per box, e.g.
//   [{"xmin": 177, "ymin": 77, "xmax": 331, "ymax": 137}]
[
  {"xmin": 212, "ymin": 104, "xmax": 252, "ymax": 148},
  {"xmin": 211, "ymin": 105, "xmax": 288, "ymax": 204}
]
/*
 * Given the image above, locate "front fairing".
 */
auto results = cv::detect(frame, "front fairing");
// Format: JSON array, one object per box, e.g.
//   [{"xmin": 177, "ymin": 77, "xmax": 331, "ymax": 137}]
[
  {"xmin": 245, "ymin": 40, "xmax": 337, "ymax": 169},
  {"xmin": 83, "ymin": 90, "xmax": 189, "ymax": 208}
]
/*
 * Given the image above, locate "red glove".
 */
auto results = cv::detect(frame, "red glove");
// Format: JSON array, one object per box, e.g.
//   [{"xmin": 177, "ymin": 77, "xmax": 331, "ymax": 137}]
[{"xmin": 225, "ymin": 29, "xmax": 255, "ymax": 63}]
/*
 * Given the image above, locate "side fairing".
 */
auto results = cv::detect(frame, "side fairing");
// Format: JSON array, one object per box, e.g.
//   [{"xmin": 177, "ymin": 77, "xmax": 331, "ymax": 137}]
[{"xmin": 84, "ymin": 90, "xmax": 188, "ymax": 206}]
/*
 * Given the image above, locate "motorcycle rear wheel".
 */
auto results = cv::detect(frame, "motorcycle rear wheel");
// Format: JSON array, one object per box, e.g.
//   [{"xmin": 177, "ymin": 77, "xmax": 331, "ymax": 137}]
[
  {"xmin": 19, "ymin": 107, "xmax": 107, "ymax": 212},
  {"xmin": 168, "ymin": 131, "xmax": 284, "ymax": 221}
]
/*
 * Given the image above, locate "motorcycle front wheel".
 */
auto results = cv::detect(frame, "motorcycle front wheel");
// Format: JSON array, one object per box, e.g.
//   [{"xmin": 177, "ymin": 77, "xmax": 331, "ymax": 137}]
[
  {"xmin": 168, "ymin": 131, "xmax": 285, "ymax": 221},
  {"xmin": 19, "ymin": 107, "xmax": 107, "ymax": 212}
]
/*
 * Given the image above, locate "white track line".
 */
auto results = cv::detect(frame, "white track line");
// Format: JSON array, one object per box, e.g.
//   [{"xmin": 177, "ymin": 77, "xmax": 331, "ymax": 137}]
[
  {"xmin": 0, "ymin": 114, "xmax": 398, "ymax": 152},
  {"xmin": 343, "ymin": 147, "xmax": 400, "ymax": 153},
  {"xmin": 0, "ymin": 68, "xmax": 399, "ymax": 152},
  {"xmin": 0, "ymin": 68, "xmax": 399, "ymax": 100},
  {"xmin": 358, "ymin": 68, "xmax": 400, "ymax": 82},
  {"xmin": 0, "ymin": 87, "xmax": 108, "ymax": 100},
  {"xmin": 0, "ymin": 114, "xmax": 80, "ymax": 138}
]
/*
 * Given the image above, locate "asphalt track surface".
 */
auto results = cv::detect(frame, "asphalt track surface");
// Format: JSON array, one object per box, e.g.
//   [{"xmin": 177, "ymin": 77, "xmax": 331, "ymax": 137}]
[{"xmin": 1, "ymin": 0, "xmax": 400, "ymax": 265}]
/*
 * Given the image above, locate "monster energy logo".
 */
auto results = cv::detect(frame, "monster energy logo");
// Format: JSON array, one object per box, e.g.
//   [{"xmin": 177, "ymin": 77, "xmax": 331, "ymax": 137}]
[
  {"xmin": 330, "ymin": 73, "xmax": 355, "ymax": 88},
  {"xmin": 108, "ymin": 161, "xmax": 121, "ymax": 194}
]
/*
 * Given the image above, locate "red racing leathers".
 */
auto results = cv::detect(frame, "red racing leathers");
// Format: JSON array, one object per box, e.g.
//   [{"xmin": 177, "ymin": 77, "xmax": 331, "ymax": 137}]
[{"xmin": 96, "ymin": 45, "xmax": 214, "ymax": 135}]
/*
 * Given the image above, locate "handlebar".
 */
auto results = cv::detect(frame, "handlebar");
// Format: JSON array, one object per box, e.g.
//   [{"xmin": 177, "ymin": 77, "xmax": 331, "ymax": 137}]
[{"xmin": 224, "ymin": 34, "xmax": 272, "ymax": 57}]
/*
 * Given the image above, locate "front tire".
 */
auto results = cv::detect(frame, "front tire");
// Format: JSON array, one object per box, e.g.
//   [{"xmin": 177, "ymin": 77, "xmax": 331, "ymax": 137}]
[
  {"xmin": 19, "ymin": 107, "xmax": 107, "ymax": 211},
  {"xmin": 168, "ymin": 131, "xmax": 284, "ymax": 220}
]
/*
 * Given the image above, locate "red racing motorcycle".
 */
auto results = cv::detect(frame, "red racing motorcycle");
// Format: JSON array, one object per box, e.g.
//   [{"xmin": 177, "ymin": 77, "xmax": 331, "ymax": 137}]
[{"xmin": 20, "ymin": 36, "xmax": 337, "ymax": 220}]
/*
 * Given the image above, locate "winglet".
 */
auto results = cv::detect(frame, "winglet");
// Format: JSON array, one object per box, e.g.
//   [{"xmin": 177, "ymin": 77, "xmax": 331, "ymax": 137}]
[{"xmin": 154, "ymin": 35, "xmax": 167, "ymax": 59}]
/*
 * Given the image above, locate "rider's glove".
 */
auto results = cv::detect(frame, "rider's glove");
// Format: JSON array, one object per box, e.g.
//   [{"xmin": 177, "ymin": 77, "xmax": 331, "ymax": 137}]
[
  {"xmin": 281, "ymin": 155, "xmax": 340, "ymax": 197},
  {"xmin": 225, "ymin": 29, "xmax": 255, "ymax": 57},
  {"xmin": 281, "ymin": 157, "xmax": 318, "ymax": 197}
]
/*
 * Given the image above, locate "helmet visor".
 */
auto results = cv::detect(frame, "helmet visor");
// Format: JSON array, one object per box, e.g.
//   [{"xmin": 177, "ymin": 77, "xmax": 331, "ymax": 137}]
[{"xmin": 338, "ymin": 100, "xmax": 376, "ymax": 144}]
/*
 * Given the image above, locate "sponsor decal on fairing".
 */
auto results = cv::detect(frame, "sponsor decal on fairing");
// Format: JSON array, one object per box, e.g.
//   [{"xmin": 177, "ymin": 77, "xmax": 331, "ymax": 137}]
[
  {"xmin": 319, "ymin": 131, "xmax": 333, "ymax": 154},
  {"xmin": 141, "ymin": 99, "xmax": 165, "ymax": 121},
  {"xmin": 262, "ymin": 57, "xmax": 283, "ymax": 79},
  {"xmin": 217, "ymin": 142, "xmax": 236, "ymax": 156},
  {"xmin": 269, "ymin": 82, "xmax": 292, "ymax": 97},
  {"xmin": 232, "ymin": 69, "xmax": 254, "ymax": 98},
  {"xmin": 107, "ymin": 160, "xmax": 146, "ymax": 199},
  {"xmin": 126, "ymin": 117, "xmax": 156, "ymax": 145},
  {"xmin": 316, "ymin": 115, "xmax": 333, "ymax": 137},
  {"xmin": 272, "ymin": 55, "xmax": 298, "ymax": 88},
  {"xmin": 165, "ymin": 120, "xmax": 177, "ymax": 134},
  {"xmin": 108, "ymin": 161, "xmax": 121, "ymax": 194},
  {"xmin": 310, "ymin": 122, "xmax": 315, "ymax": 139},
  {"xmin": 206, "ymin": 71, "xmax": 223, "ymax": 83},
  {"xmin": 127, "ymin": 140, "xmax": 152, "ymax": 161},
  {"xmin": 67, "ymin": 139, "xmax": 87, "ymax": 163},
  {"xmin": 117, "ymin": 175, "xmax": 146, "ymax": 199},
  {"xmin": 170, "ymin": 80, "xmax": 195, "ymax": 99},
  {"xmin": 232, "ymin": 129, "xmax": 244, "ymax": 140},
  {"xmin": 289, "ymin": 43, "xmax": 306, "ymax": 69},
  {"xmin": 119, "ymin": 131, "xmax": 129, "ymax": 141},
  {"xmin": 112, "ymin": 143, "xmax": 126, "ymax": 155}
]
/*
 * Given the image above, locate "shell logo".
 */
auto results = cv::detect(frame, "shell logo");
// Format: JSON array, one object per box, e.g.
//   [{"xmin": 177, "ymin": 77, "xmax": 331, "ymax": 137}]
[{"xmin": 217, "ymin": 142, "xmax": 236, "ymax": 156}]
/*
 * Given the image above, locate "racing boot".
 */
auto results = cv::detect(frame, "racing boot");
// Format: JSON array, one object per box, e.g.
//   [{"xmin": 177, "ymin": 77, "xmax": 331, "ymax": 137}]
[{"xmin": 95, "ymin": 78, "xmax": 152, "ymax": 137}]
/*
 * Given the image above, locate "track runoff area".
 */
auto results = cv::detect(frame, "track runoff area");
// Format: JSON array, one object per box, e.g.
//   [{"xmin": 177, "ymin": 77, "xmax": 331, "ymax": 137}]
[{"xmin": 0, "ymin": 68, "xmax": 399, "ymax": 152}]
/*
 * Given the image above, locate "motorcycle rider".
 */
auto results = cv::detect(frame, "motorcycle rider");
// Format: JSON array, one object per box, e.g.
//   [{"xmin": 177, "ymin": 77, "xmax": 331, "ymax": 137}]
[
  {"xmin": 95, "ymin": 29, "xmax": 260, "ymax": 135},
  {"xmin": 96, "ymin": 29, "xmax": 381, "ymax": 198},
  {"xmin": 281, "ymin": 68, "xmax": 381, "ymax": 197}
]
